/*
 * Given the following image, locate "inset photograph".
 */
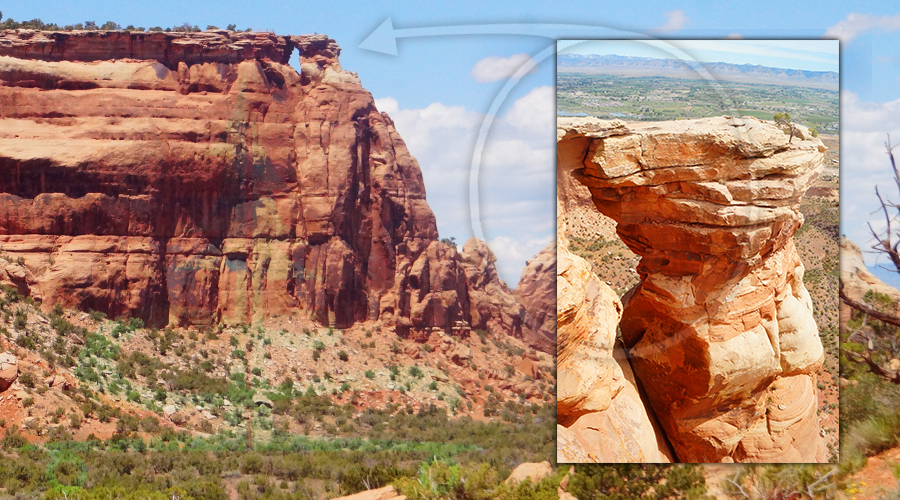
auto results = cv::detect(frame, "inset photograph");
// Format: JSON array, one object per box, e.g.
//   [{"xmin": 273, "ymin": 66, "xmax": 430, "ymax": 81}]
[{"xmin": 556, "ymin": 40, "xmax": 839, "ymax": 463}]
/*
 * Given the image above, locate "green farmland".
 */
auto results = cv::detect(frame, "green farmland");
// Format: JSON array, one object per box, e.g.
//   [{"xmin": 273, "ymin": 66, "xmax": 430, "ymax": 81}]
[{"xmin": 557, "ymin": 73, "xmax": 839, "ymax": 133}]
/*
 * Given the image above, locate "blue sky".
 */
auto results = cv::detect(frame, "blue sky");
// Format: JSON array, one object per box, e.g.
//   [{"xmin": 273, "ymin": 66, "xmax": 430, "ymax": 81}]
[{"xmin": 3, "ymin": 2, "xmax": 900, "ymax": 286}]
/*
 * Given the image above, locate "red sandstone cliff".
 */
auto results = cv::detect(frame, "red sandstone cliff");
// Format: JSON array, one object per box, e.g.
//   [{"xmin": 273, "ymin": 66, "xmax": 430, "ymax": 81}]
[
  {"xmin": 0, "ymin": 30, "xmax": 543, "ymax": 350},
  {"xmin": 513, "ymin": 242, "xmax": 555, "ymax": 354}
]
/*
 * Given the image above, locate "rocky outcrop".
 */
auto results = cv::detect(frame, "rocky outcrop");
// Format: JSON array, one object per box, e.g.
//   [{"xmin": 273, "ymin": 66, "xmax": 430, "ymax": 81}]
[
  {"xmin": 0, "ymin": 256, "xmax": 31, "ymax": 295},
  {"xmin": 0, "ymin": 30, "xmax": 533, "ymax": 344},
  {"xmin": 557, "ymin": 193, "xmax": 673, "ymax": 463},
  {"xmin": 328, "ymin": 485, "xmax": 405, "ymax": 500},
  {"xmin": 513, "ymin": 242, "xmax": 555, "ymax": 353},
  {"xmin": 840, "ymin": 238, "xmax": 900, "ymax": 310},
  {"xmin": 0, "ymin": 352, "xmax": 17, "ymax": 392},
  {"xmin": 556, "ymin": 118, "xmax": 627, "ymax": 213},
  {"xmin": 459, "ymin": 238, "xmax": 528, "ymax": 342},
  {"xmin": 504, "ymin": 461, "xmax": 552, "ymax": 485},
  {"xmin": 559, "ymin": 116, "xmax": 826, "ymax": 462},
  {"xmin": 0, "ymin": 30, "xmax": 299, "ymax": 66},
  {"xmin": 557, "ymin": 210, "xmax": 623, "ymax": 417},
  {"xmin": 839, "ymin": 238, "xmax": 900, "ymax": 378}
]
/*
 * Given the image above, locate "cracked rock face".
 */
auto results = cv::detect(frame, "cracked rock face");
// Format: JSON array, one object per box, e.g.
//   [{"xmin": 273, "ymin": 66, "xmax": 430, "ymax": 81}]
[
  {"xmin": 0, "ymin": 30, "xmax": 538, "ymax": 348},
  {"xmin": 559, "ymin": 116, "xmax": 826, "ymax": 462},
  {"xmin": 557, "ymin": 196, "xmax": 625, "ymax": 418},
  {"xmin": 557, "ymin": 187, "xmax": 673, "ymax": 463}
]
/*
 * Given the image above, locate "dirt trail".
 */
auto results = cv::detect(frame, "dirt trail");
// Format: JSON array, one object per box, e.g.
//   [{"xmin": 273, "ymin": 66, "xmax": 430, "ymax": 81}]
[{"xmin": 845, "ymin": 447, "xmax": 900, "ymax": 499}]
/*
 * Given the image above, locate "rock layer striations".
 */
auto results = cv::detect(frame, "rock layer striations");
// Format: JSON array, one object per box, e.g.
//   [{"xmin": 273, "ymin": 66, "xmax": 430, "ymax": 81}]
[
  {"xmin": 0, "ymin": 30, "xmax": 536, "ymax": 348},
  {"xmin": 559, "ymin": 116, "xmax": 826, "ymax": 462},
  {"xmin": 556, "ymin": 178, "xmax": 672, "ymax": 462}
]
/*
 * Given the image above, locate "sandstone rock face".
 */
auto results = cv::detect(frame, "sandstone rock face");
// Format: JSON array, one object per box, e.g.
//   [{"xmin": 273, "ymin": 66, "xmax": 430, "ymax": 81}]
[
  {"xmin": 557, "ymin": 190, "xmax": 673, "ymax": 463},
  {"xmin": 328, "ymin": 485, "xmax": 405, "ymax": 500},
  {"xmin": 513, "ymin": 242, "xmax": 556, "ymax": 353},
  {"xmin": 0, "ymin": 30, "xmax": 295, "ymax": 66},
  {"xmin": 560, "ymin": 116, "xmax": 826, "ymax": 462},
  {"xmin": 556, "ymin": 118, "xmax": 627, "ymax": 214},
  {"xmin": 504, "ymin": 461, "xmax": 552, "ymax": 485},
  {"xmin": 0, "ymin": 352, "xmax": 17, "ymax": 392},
  {"xmin": 0, "ymin": 30, "xmax": 534, "ymax": 344},
  {"xmin": 839, "ymin": 238, "xmax": 900, "ymax": 367},
  {"xmin": 557, "ymin": 343, "xmax": 675, "ymax": 463},
  {"xmin": 557, "ymin": 232, "xmax": 623, "ymax": 417},
  {"xmin": 0, "ymin": 256, "xmax": 32, "ymax": 295},
  {"xmin": 840, "ymin": 237, "xmax": 900, "ymax": 308},
  {"xmin": 460, "ymin": 238, "xmax": 527, "ymax": 341}
]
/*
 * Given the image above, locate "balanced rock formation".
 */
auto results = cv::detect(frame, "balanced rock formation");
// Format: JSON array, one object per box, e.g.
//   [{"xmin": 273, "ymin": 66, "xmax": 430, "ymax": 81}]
[
  {"xmin": 559, "ymin": 116, "xmax": 826, "ymax": 462},
  {"xmin": 557, "ymin": 192, "xmax": 673, "ymax": 463},
  {"xmin": 0, "ymin": 30, "xmax": 536, "ymax": 347}
]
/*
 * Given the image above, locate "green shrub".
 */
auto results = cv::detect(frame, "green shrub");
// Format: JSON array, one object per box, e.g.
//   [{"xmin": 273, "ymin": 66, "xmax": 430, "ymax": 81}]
[
  {"xmin": 570, "ymin": 464, "xmax": 707, "ymax": 500},
  {"xmin": 140, "ymin": 416, "xmax": 160, "ymax": 433},
  {"xmin": 83, "ymin": 333, "xmax": 120, "ymax": 360},
  {"xmin": 1, "ymin": 425, "xmax": 28, "ymax": 448},
  {"xmin": 18, "ymin": 371, "xmax": 36, "ymax": 388},
  {"xmin": 111, "ymin": 321, "xmax": 128, "ymax": 339},
  {"xmin": 13, "ymin": 308, "xmax": 27, "ymax": 329},
  {"xmin": 68, "ymin": 412, "xmax": 83, "ymax": 429}
]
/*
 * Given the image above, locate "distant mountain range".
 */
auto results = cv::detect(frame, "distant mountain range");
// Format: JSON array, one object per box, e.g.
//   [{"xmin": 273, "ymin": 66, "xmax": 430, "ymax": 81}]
[{"xmin": 558, "ymin": 54, "xmax": 838, "ymax": 90}]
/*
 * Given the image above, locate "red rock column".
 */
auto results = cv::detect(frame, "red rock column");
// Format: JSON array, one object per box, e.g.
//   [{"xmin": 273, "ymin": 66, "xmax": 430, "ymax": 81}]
[{"xmin": 563, "ymin": 116, "xmax": 826, "ymax": 462}]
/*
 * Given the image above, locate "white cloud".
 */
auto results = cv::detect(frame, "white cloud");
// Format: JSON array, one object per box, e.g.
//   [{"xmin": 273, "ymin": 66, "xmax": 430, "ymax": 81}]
[
  {"xmin": 652, "ymin": 10, "xmax": 688, "ymax": 33},
  {"xmin": 374, "ymin": 97, "xmax": 398, "ymax": 114},
  {"xmin": 487, "ymin": 235, "xmax": 554, "ymax": 287},
  {"xmin": 824, "ymin": 13, "xmax": 900, "ymax": 42},
  {"xmin": 483, "ymin": 139, "xmax": 553, "ymax": 172},
  {"xmin": 504, "ymin": 85, "xmax": 554, "ymax": 131},
  {"xmin": 841, "ymin": 90, "xmax": 900, "ymax": 132},
  {"xmin": 839, "ymin": 91, "xmax": 900, "ymax": 269},
  {"xmin": 470, "ymin": 53, "xmax": 537, "ymax": 83}
]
